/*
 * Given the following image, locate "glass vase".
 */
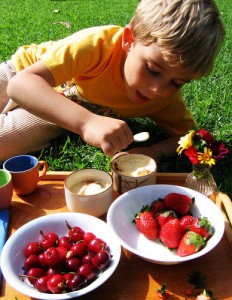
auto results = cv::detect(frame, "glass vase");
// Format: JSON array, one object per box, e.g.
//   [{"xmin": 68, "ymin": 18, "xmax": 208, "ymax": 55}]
[{"xmin": 186, "ymin": 164, "xmax": 218, "ymax": 197}]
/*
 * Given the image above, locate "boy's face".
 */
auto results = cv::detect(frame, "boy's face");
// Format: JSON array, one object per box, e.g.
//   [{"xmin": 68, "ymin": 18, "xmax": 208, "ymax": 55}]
[{"xmin": 121, "ymin": 27, "xmax": 197, "ymax": 104}]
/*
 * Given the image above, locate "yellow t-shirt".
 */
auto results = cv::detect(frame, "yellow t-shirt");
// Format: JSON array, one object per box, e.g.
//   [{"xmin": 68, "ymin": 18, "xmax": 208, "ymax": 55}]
[{"xmin": 13, "ymin": 25, "xmax": 196, "ymax": 136}]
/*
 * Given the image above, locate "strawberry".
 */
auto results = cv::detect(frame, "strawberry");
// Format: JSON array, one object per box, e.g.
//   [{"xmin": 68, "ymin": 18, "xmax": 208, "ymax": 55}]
[
  {"xmin": 164, "ymin": 193, "xmax": 193, "ymax": 216},
  {"xmin": 195, "ymin": 289, "xmax": 214, "ymax": 300},
  {"xmin": 177, "ymin": 231, "xmax": 206, "ymax": 257},
  {"xmin": 150, "ymin": 199, "xmax": 165, "ymax": 217},
  {"xmin": 159, "ymin": 218, "xmax": 184, "ymax": 248},
  {"xmin": 189, "ymin": 217, "xmax": 214, "ymax": 239},
  {"xmin": 156, "ymin": 210, "xmax": 177, "ymax": 228},
  {"xmin": 133, "ymin": 207, "xmax": 159, "ymax": 240},
  {"xmin": 179, "ymin": 215, "xmax": 196, "ymax": 231}
]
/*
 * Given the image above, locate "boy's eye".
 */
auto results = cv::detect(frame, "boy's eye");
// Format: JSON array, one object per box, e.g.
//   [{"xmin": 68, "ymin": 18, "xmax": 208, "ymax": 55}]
[
  {"xmin": 146, "ymin": 64, "xmax": 160, "ymax": 76},
  {"xmin": 146, "ymin": 63, "xmax": 186, "ymax": 89},
  {"xmin": 171, "ymin": 80, "xmax": 182, "ymax": 89}
]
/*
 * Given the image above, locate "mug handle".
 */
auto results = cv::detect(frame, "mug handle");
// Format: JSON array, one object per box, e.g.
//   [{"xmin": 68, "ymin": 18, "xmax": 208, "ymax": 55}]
[{"xmin": 38, "ymin": 160, "xmax": 48, "ymax": 180}]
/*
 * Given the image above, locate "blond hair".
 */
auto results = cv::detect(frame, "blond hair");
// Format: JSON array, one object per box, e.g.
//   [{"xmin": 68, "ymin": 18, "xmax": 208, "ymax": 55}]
[{"xmin": 130, "ymin": 0, "xmax": 225, "ymax": 77}]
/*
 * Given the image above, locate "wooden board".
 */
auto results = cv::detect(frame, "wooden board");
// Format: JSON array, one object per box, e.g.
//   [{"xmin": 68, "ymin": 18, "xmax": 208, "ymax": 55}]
[{"xmin": 1, "ymin": 172, "xmax": 232, "ymax": 300}]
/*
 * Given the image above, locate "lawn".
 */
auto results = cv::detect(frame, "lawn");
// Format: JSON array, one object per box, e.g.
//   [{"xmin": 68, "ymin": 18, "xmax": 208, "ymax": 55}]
[{"xmin": 1, "ymin": 0, "xmax": 232, "ymax": 197}]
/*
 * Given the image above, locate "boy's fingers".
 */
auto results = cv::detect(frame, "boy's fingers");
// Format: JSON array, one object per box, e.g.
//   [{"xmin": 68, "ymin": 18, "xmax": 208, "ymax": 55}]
[
  {"xmin": 101, "ymin": 134, "xmax": 131, "ymax": 157},
  {"xmin": 101, "ymin": 141, "xmax": 116, "ymax": 157}
]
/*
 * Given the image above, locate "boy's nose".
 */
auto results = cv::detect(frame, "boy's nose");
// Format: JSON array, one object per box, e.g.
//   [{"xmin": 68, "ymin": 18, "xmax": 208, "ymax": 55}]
[{"xmin": 149, "ymin": 78, "xmax": 167, "ymax": 96}]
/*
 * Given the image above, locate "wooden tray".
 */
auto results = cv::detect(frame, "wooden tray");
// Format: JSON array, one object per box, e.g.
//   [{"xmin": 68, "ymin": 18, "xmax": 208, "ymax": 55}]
[{"xmin": 1, "ymin": 172, "xmax": 232, "ymax": 300}]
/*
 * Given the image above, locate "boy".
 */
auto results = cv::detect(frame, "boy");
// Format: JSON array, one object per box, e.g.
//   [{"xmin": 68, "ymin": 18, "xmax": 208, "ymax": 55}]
[{"xmin": 0, "ymin": 0, "xmax": 225, "ymax": 162}]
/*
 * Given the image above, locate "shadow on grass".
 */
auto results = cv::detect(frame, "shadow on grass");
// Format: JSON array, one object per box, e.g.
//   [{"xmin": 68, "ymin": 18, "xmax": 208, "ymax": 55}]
[{"xmin": 30, "ymin": 119, "xmax": 232, "ymax": 199}]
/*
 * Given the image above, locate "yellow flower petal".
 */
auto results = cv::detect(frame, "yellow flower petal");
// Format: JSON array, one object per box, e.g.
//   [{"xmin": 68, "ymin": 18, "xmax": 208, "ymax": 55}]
[
  {"xmin": 176, "ymin": 131, "xmax": 194, "ymax": 155},
  {"xmin": 197, "ymin": 147, "xmax": 215, "ymax": 166}
]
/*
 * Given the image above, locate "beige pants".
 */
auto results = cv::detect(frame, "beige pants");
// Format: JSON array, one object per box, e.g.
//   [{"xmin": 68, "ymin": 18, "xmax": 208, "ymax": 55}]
[{"xmin": 0, "ymin": 60, "xmax": 65, "ymax": 163}]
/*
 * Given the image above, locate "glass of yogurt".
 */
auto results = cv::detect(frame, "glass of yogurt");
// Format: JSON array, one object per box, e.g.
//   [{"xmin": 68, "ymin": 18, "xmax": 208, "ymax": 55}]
[
  {"xmin": 111, "ymin": 154, "xmax": 157, "ymax": 195},
  {"xmin": 64, "ymin": 169, "xmax": 113, "ymax": 217}
]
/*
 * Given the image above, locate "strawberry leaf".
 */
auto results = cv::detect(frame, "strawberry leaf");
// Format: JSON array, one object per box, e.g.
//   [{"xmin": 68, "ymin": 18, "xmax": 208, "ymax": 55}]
[
  {"xmin": 132, "ymin": 205, "xmax": 151, "ymax": 223},
  {"xmin": 157, "ymin": 283, "xmax": 167, "ymax": 295}
]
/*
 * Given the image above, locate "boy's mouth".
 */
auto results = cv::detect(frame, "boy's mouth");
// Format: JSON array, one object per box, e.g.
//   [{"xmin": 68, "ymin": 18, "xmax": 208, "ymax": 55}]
[{"xmin": 135, "ymin": 90, "xmax": 150, "ymax": 103}]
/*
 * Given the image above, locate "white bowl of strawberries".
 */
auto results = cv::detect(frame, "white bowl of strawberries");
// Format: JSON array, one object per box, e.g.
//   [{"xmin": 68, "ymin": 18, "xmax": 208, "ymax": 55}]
[
  {"xmin": 1, "ymin": 212, "xmax": 121, "ymax": 299},
  {"xmin": 107, "ymin": 184, "xmax": 225, "ymax": 265}
]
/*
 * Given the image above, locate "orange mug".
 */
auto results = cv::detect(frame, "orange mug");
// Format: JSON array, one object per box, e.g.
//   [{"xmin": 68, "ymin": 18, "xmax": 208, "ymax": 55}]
[{"xmin": 3, "ymin": 155, "xmax": 48, "ymax": 195}]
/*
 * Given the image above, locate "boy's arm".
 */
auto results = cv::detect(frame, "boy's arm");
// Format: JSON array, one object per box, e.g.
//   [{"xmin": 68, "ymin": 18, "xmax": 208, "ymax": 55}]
[
  {"xmin": 127, "ymin": 135, "xmax": 181, "ymax": 161},
  {"xmin": 7, "ymin": 60, "xmax": 134, "ymax": 157}
]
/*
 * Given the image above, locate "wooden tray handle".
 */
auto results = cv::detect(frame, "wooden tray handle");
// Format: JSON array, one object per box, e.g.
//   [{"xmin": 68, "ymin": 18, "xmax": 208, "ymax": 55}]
[
  {"xmin": 216, "ymin": 192, "xmax": 232, "ymax": 224},
  {"xmin": 216, "ymin": 192, "xmax": 232, "ymax": 249}
]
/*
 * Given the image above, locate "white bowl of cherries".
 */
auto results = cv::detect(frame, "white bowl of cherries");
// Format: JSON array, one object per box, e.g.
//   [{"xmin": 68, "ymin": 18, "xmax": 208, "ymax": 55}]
[{"xmin": 1, "ymin": 212, "xmax": 121, "ymax": 299}]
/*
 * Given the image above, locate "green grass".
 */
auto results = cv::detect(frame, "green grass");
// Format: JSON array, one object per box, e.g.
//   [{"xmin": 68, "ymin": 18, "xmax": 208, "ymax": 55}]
[{"xmin": 1, "ymin": 0, "xmax": 232, "ymax": 198}]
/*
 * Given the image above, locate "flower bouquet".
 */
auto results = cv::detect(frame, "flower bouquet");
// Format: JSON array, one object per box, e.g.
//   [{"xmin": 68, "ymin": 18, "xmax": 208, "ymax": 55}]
[{"xmin": 177, "ymin": 128, "xmax": 229, "ymax": 196}]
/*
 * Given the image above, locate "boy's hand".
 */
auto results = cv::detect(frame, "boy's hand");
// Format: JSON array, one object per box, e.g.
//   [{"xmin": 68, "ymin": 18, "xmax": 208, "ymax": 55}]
[{"xmin": 80, "ymin": 114, "xmax": 134, "ymax": 157}]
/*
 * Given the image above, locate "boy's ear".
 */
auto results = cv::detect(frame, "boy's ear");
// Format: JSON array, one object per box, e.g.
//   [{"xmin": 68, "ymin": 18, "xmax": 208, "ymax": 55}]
[{"xmin": 122, "ymin": 25, "xmax": 134, "ymax": 51}]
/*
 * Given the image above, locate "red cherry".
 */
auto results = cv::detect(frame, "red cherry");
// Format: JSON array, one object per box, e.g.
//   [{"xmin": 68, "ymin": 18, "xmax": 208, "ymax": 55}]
[
  {"xmin": 24, "ymin": 242, "xmax": 43, "ymax": 257},
  {"xmin": 38, "ymin": 253, "xmax": 48, "ymax": 269},
  {"xmin": 83, "ymin": 232, "xmax": 96, "ymax": 246},
  {"xmin": 66, "ymin": 221, "xmax": 85, "ymax": 243},
  {"xmin": 65, "ymin": 257, "xmax": 81, "ymax": 272},
  {"xmin": 88, "ymin": 238, "xmax": 107, "ymax": 253},
  {"xmin": 24, "ymin": 254, "xmax": 40, "ymax": 270},
  {"xmin": 78, "ymin": 263, "xmax": 96, "ymax": 281},
  {"xmin": 63, "ymin": 273, "xmax": 72, "ymax": 281},
  {"xmin": 44, "ymin": 247, "xmax": 63, "ymax": 267},
  {"xmin": 56, "ymin": 246, "xmax": 68, "ymax": 259},
  {"xmin": 35, "ymin": 275, "xmax": 50, "ymax": 293},
  {"xmin": 92, "ymin": 250, "xmax": 112, "ymax": 270},
  {"xmin": 40, "ymin": 231, "xmax": 59, "ymax": 249},
  {"xmin": 67, "ymin": 242, "xmax": 87, "ymax": 259},
  {"xmin": 58, "ymin": 236, "xmax": 73, "ymax": 250},
  {"xmin": 66, "ymin": 273, "xmax": 85, "ymax": 291},
  {"xmin": 46, "ymin": 266, "xmax": 61, "ymax": 277},
  {"xmin": 27, "ymin": 267, "xmax": 45, "ymax": 285},
  {"xmin": 47, "ymin": 274, "xmax": 66, "ymax": 294},
  {"xmin": 82, "ymin": 253, "xmax": 95, "ymax": 264}
]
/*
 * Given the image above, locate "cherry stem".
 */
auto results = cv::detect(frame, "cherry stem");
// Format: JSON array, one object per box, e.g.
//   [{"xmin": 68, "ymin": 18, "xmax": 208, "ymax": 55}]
[
  {"xmin": 65, "ymin": 220, "xmax": 72, "ymax": 230},
  {"xmin": 19, "ymin": 273, "xmax": 38, "ymax": 281},
  {"xmin": 40, "ymin": 230, "xmax": 48, "ymax": 241}
]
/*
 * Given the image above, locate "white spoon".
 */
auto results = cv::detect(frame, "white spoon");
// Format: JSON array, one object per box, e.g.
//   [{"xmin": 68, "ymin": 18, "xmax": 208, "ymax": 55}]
[{"xmin": 133, "ymin": 132, "xmax": 150, "ymax": 142}]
